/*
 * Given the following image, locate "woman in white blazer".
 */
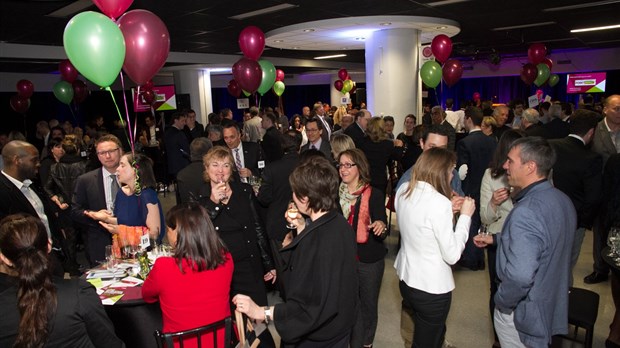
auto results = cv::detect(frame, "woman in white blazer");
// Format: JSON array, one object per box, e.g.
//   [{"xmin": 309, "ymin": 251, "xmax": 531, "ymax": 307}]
[{"xmin": 395, "ymin": 147, "xmax": 475, "ymax": 348}]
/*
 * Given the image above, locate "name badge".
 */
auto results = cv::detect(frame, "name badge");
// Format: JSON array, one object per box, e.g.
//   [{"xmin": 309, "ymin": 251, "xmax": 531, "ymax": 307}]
[{"xmin": 257, "ymin": 160, "xmax": 265, "ymax": 169}]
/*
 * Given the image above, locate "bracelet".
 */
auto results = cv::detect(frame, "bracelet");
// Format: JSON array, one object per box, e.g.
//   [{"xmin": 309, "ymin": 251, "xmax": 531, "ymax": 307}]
[{"xmin": 264, "ymin": 306, "xmax": 272, "ymax": 324}]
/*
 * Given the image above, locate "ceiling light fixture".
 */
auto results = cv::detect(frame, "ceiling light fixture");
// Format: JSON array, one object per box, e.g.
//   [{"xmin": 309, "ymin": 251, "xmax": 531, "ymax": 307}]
[
  {"xmin": 303, "ymin": 29, "xmax": 315, "ymax": 32},
  {"xmin": 47, "ymin": 0, "xmax": 92, "ymax": 18},
  {"xmin": 292, "ymin": 47, "xmax": 300, "ymax": 49},
  {"xmin": 571, "ymin": 24, "xmax": 620, "ymax": 33},
  {"xmin": 229, "ymin": 3, "xmax": 298, "ymax": 20},
  {"xmin": 314, "ymin": 54, "xmax": 347, "ymax": 60},
  {"xmin": 380, "ymin": 22, "xmax": 392, "ymax": 26},
  {"xmin": 274, "ymin": 40, "xmax": 284, "ymax": 43},
  {"xmin": 355, "ymin": 37, "xmax": 365, "ymax": 41},
  {"xmin": 492, "ymin": 22, "xmax": 556, "ymax": 31},
  {"xmin": 426, "ymin": 0, "xmax": 471, "ymax": 7},
  {"xmin": 543, "ymin": 0, "xmax": 620, "ymax": 12},
  {"xmin": 436, "ymin": 26, "xmax": 448, "ymax": 30}
]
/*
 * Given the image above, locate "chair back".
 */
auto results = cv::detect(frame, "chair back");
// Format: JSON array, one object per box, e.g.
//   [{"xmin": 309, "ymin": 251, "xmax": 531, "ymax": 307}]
[{"xmin": 154, "ymin": 316, "xmax": 232, "ymax": 348}]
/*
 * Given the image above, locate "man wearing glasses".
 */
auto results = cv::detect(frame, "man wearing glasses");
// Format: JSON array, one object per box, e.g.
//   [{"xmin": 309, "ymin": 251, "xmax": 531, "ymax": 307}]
[
  {"xmin": 71, "ymin": 134, "xmax": 123, "ymax": 266},
  {"xmin": 300, "ymin": 118, "xmax": 332, "ymax": 159}
]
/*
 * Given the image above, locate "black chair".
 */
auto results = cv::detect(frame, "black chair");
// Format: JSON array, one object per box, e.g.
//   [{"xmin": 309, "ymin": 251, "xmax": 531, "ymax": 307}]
[
  {"xmin": 154, "ymin": 316, "xmax": 232, "ymax": 348},
  {"xmin": 560, "ymin": 287, "xmax": 600, "ymax": 348}
]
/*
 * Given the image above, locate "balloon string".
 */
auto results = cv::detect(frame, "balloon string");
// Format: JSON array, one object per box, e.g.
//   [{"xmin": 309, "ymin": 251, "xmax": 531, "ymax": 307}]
[
  {"xmin": 119, "ymin": 72, "xmax": 135, "ymax": 155},
  {"xmin": 105, "ymin": 86, "xmax": 132, "ymax": 155}
]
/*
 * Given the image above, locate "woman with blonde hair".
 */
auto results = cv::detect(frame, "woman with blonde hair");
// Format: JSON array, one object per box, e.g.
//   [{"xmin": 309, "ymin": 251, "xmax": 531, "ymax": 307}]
[
  {"xmin": 330, "ymin": 133, "xmax": 356, "ymax": 161},
  {"xmin": 357, "ymin": 117, "xmax": 403, "ymax": 193},
  {"xmin": 481, "ymin": 116, "xmax": 497, "ymax": 138},
  {"xmin": 333, "ymin": 106, "xmax": 348, "ymax": 131},
  {"xmin": 395, "ymin": 147, "xmax": 475, "ymax": 348}
]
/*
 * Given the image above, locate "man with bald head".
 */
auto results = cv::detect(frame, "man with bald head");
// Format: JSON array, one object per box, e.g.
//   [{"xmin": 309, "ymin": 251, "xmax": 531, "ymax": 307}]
[{"xmin": 0, "ymin": 140, "xmax": 66, "ymax": 275}]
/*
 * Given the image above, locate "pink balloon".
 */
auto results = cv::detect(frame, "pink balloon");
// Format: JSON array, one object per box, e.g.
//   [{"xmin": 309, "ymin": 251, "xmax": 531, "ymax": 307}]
[
  {"xmin": 275, "ymin": 69, "xmax": 285, "ymax": 82},
  {"xmin": 338, "ymin": 68, "xmax": 349, "ymax": 81},
  {"xmin": 441, "ymin": 59, "xmax": 463, "ymax": 87},
  {"xmin": 10, "ymin": 94, "xmax": 30, "ymax": 114},
  {"xmin": 334, "ymin": 80, "xmax": 344, "ymax": 91},
  {"xmin": 227, "ymin": 79, "xmax": 241, "ymax": 98},
  {"xmin": 520, "ymin": 63, "xmax": 538, "ymax": 85},
  {"xmin": 232, "ymin": 58, "xmax": 262, "ymax": 93},
  {"xmin": 431, "ymin": 35, "xmax": 453, "ymax": 63},
  {"xmin": 118, "ymin": 10, "xmax": 170, "ymax": 85},
  {"xmin": 238, "ymin": 26, "xmax": 265, "ymax": 61},
  {"xmin": 92, "ymin": 0, "xmax": 133, "ymax": 20},
  {"xmin": 142, "ymin": 90, "xmax": 156, "ymax": 105},
  {"xmin": 528, "ymin": 43, "xmax": 547, "ymax": 65},
  {"xmin": 59, "ymin": 59, "xmax": 78, "ymax": 83},
  {"xmin": 473, "ymin": 92, "xmax": 481, "ymax": 102},
  {"xmin": 16, "ymin": 79, "xmax": 34, "ymax": 98},
  {"xmin": 542, "ymin": 57, "xmax": 553, "ymax": 71},
  {"xmin": 143, "ymin": 80, "xmax": 154, "ymax": 91}
]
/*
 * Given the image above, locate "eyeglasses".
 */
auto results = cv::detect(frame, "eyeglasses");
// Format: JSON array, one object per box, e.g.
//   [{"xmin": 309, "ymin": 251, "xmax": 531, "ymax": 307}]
[
  {"xmin": 305, "ymin": 128, "xmax": 320, "ymax": 133},
  {"xmin": 337, "ymin": 163, "xmax": 357, "ymax": 169},
  {"xmin": 96, "ymin": 148, "xmax": 119, "ymax": 156}
]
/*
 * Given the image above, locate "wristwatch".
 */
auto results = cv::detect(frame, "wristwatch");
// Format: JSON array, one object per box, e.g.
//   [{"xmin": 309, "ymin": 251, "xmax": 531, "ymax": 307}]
[{"xmin": 264, "ymin": 306, "xmax": 272, "ymax": 324}]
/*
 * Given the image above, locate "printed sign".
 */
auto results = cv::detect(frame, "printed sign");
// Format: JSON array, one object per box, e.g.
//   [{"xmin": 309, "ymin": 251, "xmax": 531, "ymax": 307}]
[
  {"xmin": 133, "ymin": 85, "xmax": 177, "ymax": 112},
  {"xmin": 566, "ymin": 72, "xmax": 607, "ymax": 94},
  {"xmin": 237, "ymin": 98, "xmax": 249, "ymax": 109}
]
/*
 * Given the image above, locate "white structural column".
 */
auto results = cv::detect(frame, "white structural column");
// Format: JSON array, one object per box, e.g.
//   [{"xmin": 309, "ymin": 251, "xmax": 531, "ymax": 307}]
[
  {"xmin": 365, "ymin": 28, "xmax": 420, "ymax": 135},
  {"xmin": 173, "ymin": 69, "xmax": 213, "ymax": 126}
]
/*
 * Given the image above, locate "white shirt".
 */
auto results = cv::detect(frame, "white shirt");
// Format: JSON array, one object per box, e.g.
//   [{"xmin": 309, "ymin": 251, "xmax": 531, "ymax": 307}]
[
  {"xmin": 2, "ymin": 171, "xmax": 51, "ymax": 239},
  {"xmin": 102, "ymin": 167, "xmax": 118, "ymax": 211},
  {"xmin": 394, "ymin": 181, "xmax": 471, "ymax": 294}
]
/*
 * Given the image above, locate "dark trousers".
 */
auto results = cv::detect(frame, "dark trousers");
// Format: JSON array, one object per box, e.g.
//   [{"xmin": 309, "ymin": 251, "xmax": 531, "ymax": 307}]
[
  {"xmin": 85, "ymin": 229, "xmax": 112, "ymax": 267},
  {"xmin": 593, "ymin": 217, "xmax": 611, "ymax": 275},
  {"xmin": 460, "ymin": 211, "xmax": 485, "ymax": 269},
  {"xmin": 487, "ymin": 244, "xmax": 500, "ymax": 342},
  {"xmin": 399, "ymin": 280, "xmax": 451, "ymax": 348},
  {"xmin": 351, "ymin": 259, "xmax": 385, "ymax": 347}
]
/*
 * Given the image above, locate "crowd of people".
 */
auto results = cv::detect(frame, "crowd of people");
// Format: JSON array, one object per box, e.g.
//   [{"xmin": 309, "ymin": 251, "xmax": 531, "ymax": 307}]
[{"xmin": 0, "ymin": 94, "xmax": 619, "ymax": 348}]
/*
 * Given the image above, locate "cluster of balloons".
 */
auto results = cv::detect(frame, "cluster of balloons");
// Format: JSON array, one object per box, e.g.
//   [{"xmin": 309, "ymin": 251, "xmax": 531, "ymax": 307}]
[
  {"xmin": 10, "ymin": 80, "xmax": 33, "ymax": 114},
  {"xmin": 420, "ymin": 35, "xmax": 463, "ymax": 88},
  {"xmin": 520, "ymin": 43, "xmax": 559, "ymax": 87},
  {"xmin": 229, "ymin": 26, "xmax": 285, "ymax": 98},
  {"xmin": 53, "ymin": 60, "xmax": 89, "ymax": 105},
  {"xmin": 333, "ymin": 68, "xmax": 356, "ymax": 94},
  {"xmin": 63, "ymin": 0, "xmax": 170, "ymax": 89}
]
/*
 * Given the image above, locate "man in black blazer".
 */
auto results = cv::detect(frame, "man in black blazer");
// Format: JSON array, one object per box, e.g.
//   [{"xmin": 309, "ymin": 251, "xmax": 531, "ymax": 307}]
[
  {"xmin": 312, "ymin": 102, "xmax": 333, "ymax": 143},
  {"xmin": 522, "ymin": 108, "xmax": 551, "ymax": 138},
  {"xmin": 176, "ymin": 137, "xmax": 212, "ymax": 204},
  {"xmin": 345, "ymin": 109, "xmax": 371, "ymax": 146},
  {"xmin": 457, "ymin": 107, "xmax": 497, "ymax": 271},
  {"xmin": 223, "ymin": 120, "xmax": 262, "ymax": 182},
  {"xmin": 0, "ymin": 140, "xmax": 65, "ymax": 276},
  {"xmin": 71, "ymin": 134, "xmax": 122, "ymax": 266},
  {"xmin": 300, "ymin": 118, "xmax": 332, "ymax": 159},
  {"xmin": 260, "ymin": 112, "xmax": 284, "ymax": 163},
  {"xmin": 164, "ymin": 111, "xmax": 191, "ymax": 181},
  {"xmin": 544, "ymin": 103, "xmax": 570, "ymax": 139},
  {"xmin": 184, "ymin": 108, "xmax": 205, "ymax": 141},
  {"xmin": 550, "ymin": 109, "xmax": 603, "ymax": 282},
  {"xmin": 431, "ymin": 106, "xmax": 456, "ymax": 151}
]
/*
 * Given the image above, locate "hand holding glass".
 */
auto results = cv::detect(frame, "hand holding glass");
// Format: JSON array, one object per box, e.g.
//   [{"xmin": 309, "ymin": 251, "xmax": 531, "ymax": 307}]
[{"xmin": 286, "ymin": 201, "xmax": 299, "ymax": 230}]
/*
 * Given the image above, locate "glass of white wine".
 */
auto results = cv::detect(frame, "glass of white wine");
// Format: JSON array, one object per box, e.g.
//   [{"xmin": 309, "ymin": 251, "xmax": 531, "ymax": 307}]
[{"xmin": 286, "ymin": 200, "xmax": 299, "ymax": 230}]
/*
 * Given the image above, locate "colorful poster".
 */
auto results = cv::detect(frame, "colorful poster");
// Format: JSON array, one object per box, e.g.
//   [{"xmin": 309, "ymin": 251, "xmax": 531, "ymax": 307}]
[
  {"xmin": 132, "ymin": 85, "xmax": 177, "ymax": 112},
  {"xmin": 566, "ymin": 72, "xmax": 606, "ymax": 94}
]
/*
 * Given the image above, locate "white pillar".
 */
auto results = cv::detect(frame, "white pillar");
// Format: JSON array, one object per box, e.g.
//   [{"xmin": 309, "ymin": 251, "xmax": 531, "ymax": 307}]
[
  {"xmin": 173, "ymin": 69, "xmax": 212, "ymax": 126},
  {"xmin": 365, "ymin": 28, "xmax": 420, "ymax": 135}
]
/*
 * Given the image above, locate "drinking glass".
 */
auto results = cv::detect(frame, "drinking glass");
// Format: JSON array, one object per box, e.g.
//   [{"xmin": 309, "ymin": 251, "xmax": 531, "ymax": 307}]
[
  {"xmin": 105, "ymin": 245, "xmax": 118, "ymax": 280},
  {"xmin": 478, "ymin": 224, "xmax": 490, "ymax": 237},
  {"xmin": 286, "ymin": 200, "xmax": 299, "ymax": 230}
]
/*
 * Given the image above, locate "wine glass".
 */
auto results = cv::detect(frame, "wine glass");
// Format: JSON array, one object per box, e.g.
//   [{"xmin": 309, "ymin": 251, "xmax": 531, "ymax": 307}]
[
  {"xmin": 286, "ymin": 200, "xmax": 299, "ymax": 230},
  {"xmin": 105, "ymin": 245, "xmax": 117, "ymax": 280},
  {"xmin": 478, "ymin": 224, "xmax": 490, "ymax": 237}
]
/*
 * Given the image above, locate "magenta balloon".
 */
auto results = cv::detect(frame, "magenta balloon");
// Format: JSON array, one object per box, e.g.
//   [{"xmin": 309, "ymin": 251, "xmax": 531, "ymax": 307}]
[
  {"xmin": 542, "ymin": 57, "xmax": 553, "ymax": 71},
  {"xmin": 275, "ymin": 69, "xmax": 285, "ymax": 82},
  {"xmin": 528, "ymin": 43, "xmax": 547, "ymax": 65},
  {"xmin": 227, "ymin": 79, "xmax": 242, "ymax": 98},
  {"xmin": 239, "ymin": 26, "xmax": 265, "ymax": 60},
  {"xmin": 334, "ymin": 80, "xmax": 344, "ymax": 91},
  {"xmin": 92, "ymin": 0, "xmax": 133, "ymax": 20},
  {"xmin": 59, "ymin": 59, "xmax": 78, "ymax": 83},
  {"xmin": 431, "ymin": 34, "xmax": 453, "ymax": 63},
  {"xmin": 520, "ymin": 63, "xmax": 538, "ymax": 85},
  {"xmin": 143, "ymin": 79, "xmax": 154, "ymax": 91},
  {"xmin": 16, "ymin": 79, "xmax": 34, "ymax": 98},
  {"xmin": 72, "ymin": 80, "xmax": 89, "ymax": 103},
  {"xmin": 142, "ymin": 90, "xmax": 155, "ymax": 104},
  {"xmin": 232, "ymin": 58, "xmax": 262, "ymax": 93},
  {"xmin": 441, "ymin": 59, "xmax": 463, "ymax": 87},
  {"xmin": 338, "ymin": 68, "xmax": 349, "ymax": 81},
  {"xmin": 10, "ymin": 94, "xmax": 30, "ymax": 114},
  {"xmin": 118, "ymin": 10, "xmax": 170, "ymax": 85}
]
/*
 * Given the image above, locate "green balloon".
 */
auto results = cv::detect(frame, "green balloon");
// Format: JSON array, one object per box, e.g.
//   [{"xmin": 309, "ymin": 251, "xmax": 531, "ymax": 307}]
[
  {"xmin": 534, "ymin": 63, "xmax": 550, "ymax": 87},
  {"xmin": 257, "ymin": 59, "xmax": 276, "ymax": 96},
  {"xmin": 273, "ymin": 81, "xmax": 285, "ymax": 96},
  {"xmin": 548, "ymin": 74, "xmax": 560, "ymax": 87},
  {"xmin": 420, "ymin": 61, "xmax": 442, "ymax": 88},
  {"xmin": 342, "ymin": 79, "xmax": 353, "ymax": 94},
  {"xmin": 63, "ymin": 11, "xmax": 126, "ymax": 88},
  {"xmin": 242, "ymin": 89, "xmax": 251, "ymax": 97},
  {"xmin": 53, "ymin": 80, "xmax": 74, "ymax": 105}
]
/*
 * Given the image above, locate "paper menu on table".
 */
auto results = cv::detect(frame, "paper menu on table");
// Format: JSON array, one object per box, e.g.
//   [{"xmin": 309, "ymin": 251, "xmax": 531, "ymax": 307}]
[
  {"xmin": 99, "ymin": 288, "xmax": 124, "ymax": 305},
  {"xmin": 108, "ymin": 276, "xmax": 144, "ymax": 288}
]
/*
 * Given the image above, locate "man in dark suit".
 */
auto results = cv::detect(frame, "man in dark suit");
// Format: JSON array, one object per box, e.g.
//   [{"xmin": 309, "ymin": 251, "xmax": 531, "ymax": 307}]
[
  {"xmin": 431, "ymin": 105, "xmax": 456, "ymax": 151},
  {"xmin": 300, "ymin": 118, "xmax": 332, "ymax": 159},
  {"xmin": 522, "ymin": 108, "xmax": 551, "ymax": 138},
  {"xmin": 71, "ymin": 134, "xmax": 122, "ymax": 266},
  {"xmin": 492, "ymin": 105, "xmax": 512, "ymax": 141},
  {"xmin": 544, "ymin": 103, "xmax": 570, "ymax": 139},
  {"xmin": 457, "ymin": 107, "xmax": 497, "ymax": 271},
  {"xmin": 585, "ymin": 94, "xmax": 620, "ymax": 284},
  {"xmin": 164, "ymin": 110, "xmax": 191, "ymax": 181},
  {"xmin": 344, "ymin": 109, "xmax": 371, "ymax": 146},
  {"xmin": 184, "ymin": 108, "xmax": 205, "ymax": 141},
  {"xmin": 223, "ymin": 120, "xmax": 262, "ymax": 182},
  {"xmin": 549, "ymin": 109, "xmax": 603, "ymax": 283},
  {"xmin": 176, "ymin": 137, "xmax": 212, "ymax": 204},
  {"xmin": 0, "ymin": 140, "xmax": 66, "ymax": 276},
  {"xmin": 139, "ymin": 113, "xmax": 165, "ymax": 184},
  {"xmin": 312, "ymin": 102, "xmax": 333, "ymax": 143},
  {"xmin": 258, "ymin": 130, "xmax": 301, "ymax": 243},
  {"xmin": 260, "ymin": 112, "xmax": 284, "ymax": 163}
]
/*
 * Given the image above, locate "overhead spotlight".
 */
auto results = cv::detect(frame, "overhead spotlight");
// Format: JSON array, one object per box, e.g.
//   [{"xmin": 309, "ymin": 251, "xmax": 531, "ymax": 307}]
[
  {"xmin": 436, "ymin": 26, "xmax": 448, "ymax": 30},
  {"xmin": 303, "ymin": 29, "xmax": 315, "ymax": 33},
  {"xmin": 380, "ymin": 22, "xmax": 392, "ymax": 26},
  {"xmin": 274, "ymin": 40, "xmax": 284, "ymax": 43}
]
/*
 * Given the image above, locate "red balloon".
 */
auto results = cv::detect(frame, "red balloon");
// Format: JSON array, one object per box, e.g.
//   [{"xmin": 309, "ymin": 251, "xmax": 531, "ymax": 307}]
[
  {"xmin": 520, "ymin": 63, "xmax": 538, "ymax": 85},
  {"xmin": 72, "ymin": 80, "xmax": 89, "ymax": 103},
  {"xmin": 59, "ymin": 59, "xmax": 78, "ymax": 83},
  {"xmin": 142, "ymin": 90, "xmax": 156, "ymax": 105},
  {"xmin": 441, "ymin": 59, "xmax": 463, "ymax": 87},
  {"xmin": 528, "ymin": 43, "xmax": 547, "ymax": 65},
  {"xmin": 118, "ymin": 10, "xmax": 170, "ymax": 85},
  {"xmin": 227, "ymin": 79, "xmax": 242, "ymax": 98},
  {"xmin": 338, "ymin": 68, "xmax": 349, "ymax": 81},
  {"xmin": 334, "ymin": 80, "xmax": 344, "ymax": 91},
  {"xmin": 350, "ymin": 85, "xmax": 357, "ymax": 94},
  {"xmin": 238, "ymin": 26, "xmax": 265, "ymax": 61},
  {"xmin": 16, "ymin": 79, "xmax": 34, "ymax": 98},
  {"xmin": 10, "ymin": 94, "xmax": 30, "ymax": 114},
  {"xmin": 232, "ymin": 57, "xmax": 262, "ymax": 93},
  {"xmin": 143, "ymin": 80, "xmax": 154, "ymax": 91},
  {"xmin": 431, "ymin": 34, "xmax": 453, "ymax": 63},
  {"xmin": 473, "ymin": 92, "xmax": 481, "ymax": 102},
  {"xmin": 542, "ymin": 57, "xmax": 553, "ymax": 71},
  {"xmin": 92, "ymin": 0, "xmax": 133, "ymax": 20},
  {"xmin": 275, "ymin": 69, "xmax": 285, "ymax": 82}
]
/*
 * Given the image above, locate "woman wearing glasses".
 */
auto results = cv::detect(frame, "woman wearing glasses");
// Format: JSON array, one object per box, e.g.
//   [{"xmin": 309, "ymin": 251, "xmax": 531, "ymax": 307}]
[{"xmin": 337, "ymin": 148, "xmax": 387, "ymax": 348}]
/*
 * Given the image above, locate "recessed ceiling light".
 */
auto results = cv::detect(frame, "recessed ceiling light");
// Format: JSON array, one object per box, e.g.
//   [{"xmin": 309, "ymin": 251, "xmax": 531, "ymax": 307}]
[
  {"xmin": 493, "ymin": 22, "xmax": 556, "ymax": 31},
  {"xmin": 571, "ymin": 24, "xmax": 620, "ymax": 33},
  {"xmin": 303, "ymin": 29, "xmax": 315, "ymax": 33},
  {"xmin": 274, "ymin": 40, "xmax": 284, "ymax": 43},
  {"xmin": 426, "ymin": 0, "xmax": 471, "ymax": 7},
  {"xmin": 355, "ymin": 37, "xmax": 365, "ymax": 41},
  {"xmin": 292, "ymin": 47, "xmax": 300, "ymax": 49},
  {"xmin": 229, "ymin": 3, "xmax": 298, "ymax": 20},
  {"xmin": 341, "ymin": 47, "xmax": 348, "ymax": 50},
  {"xmin": 314, "ymin": 54, "xmax": 347, "ymax": 60},
  {"xmin": 543, "ymin": 0, "xmax": 620, "ymax": 12},
  {"xmin": 380, "ymin": 22, "xmax": 392, "ymax": 26},
  {"xmin": 436, "ymin": 26, "xmax": 448, "ymax": 30}
]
